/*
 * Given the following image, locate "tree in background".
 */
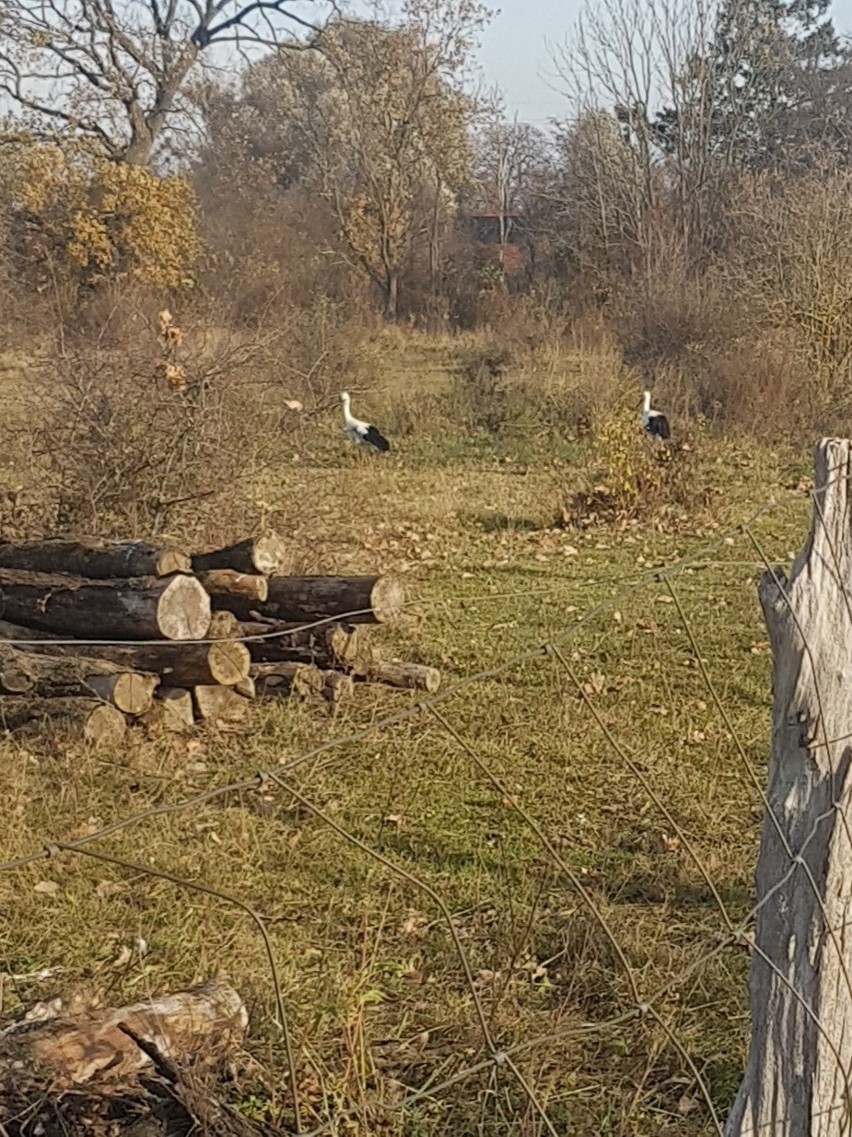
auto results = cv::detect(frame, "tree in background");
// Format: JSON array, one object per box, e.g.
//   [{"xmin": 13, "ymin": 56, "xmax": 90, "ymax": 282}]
[
  {"xmin": 652, "ymin": 0, "xmax": 844, "ymax": 174},
  {"xmin": 0, "ymin": 0, "xmax": 334, "ymax": 167},
  {"xmin": 198, "ymin": 0, "xmax": 488, "ymax": 320}
]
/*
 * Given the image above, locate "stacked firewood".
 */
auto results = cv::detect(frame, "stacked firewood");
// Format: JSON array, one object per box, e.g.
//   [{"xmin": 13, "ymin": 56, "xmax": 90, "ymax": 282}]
[{"xmin": 0, "ymin": 536, "xmax": 440, "ymax": 745}]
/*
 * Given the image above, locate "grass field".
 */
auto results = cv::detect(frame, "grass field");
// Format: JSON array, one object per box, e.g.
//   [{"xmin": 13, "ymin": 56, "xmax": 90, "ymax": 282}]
[{"xmin": 0, "ymin": 340, "xmax": 817, "ymax": 1135}]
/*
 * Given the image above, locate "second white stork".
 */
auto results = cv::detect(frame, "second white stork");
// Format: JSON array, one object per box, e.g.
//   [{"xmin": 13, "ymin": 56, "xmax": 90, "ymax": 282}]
[
  {"xmin": 641, "ymin": 390, "xmax": 671, "ymax": 441},
  {"xmin": 341, "ymin": 391, "xmax": 390, "ymax": 453}
]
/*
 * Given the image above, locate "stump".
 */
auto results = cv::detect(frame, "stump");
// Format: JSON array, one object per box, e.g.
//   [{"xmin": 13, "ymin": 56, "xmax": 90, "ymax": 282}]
[{"xmin": 726, "ymin": 438, "xmax": 852, "ymax": 1136}]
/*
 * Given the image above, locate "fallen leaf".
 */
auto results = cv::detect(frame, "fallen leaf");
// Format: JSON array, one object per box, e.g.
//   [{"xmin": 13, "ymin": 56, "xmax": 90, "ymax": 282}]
[
  {"xmin": 33, "ymin": 880, "xmax": 59, "ymax": 896},
  {"xmin": 95, "ymin": 879, "xmax": 123, "ymax": 898}
]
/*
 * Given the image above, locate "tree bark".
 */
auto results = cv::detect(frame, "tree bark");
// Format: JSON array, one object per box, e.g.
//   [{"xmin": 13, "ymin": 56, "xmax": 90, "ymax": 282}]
[
  {"xmin": 192, "ymin": 685, "xmax": 249, "ymax": 722},
  {"xmin": 0, "ymin": 623, "xmax": 248, "ymax": 688},
  {"xmin": 0, "ymin": 570, "xmax": 210, "ymax": 641},
  {"xmin": 225, "ymin": 575, "xmax": 404, "ymax": 625},
  {"xmin": 0, "ymin": 644, "xmax": 158, "ymax": 713},
  {"xmin": 197, "ymin": 570, "xmax": 268, "ymax": 603},
  {"xmin": 140, "ymin": 686, "xmax": 195, "ymax": 733},
  {"xmin": 0, "ymin": 978, "xmax": 246, "ymax": 1090},
  {"xmin": 250, "ymin": 661, "xmax": 325, "ymax": 699},
  {"xmin": 0, "ymin": 539, "xmax": 190, "ymax": 578},
  {"xmin": 359, "ymin": 658, "xmax": 441, "ymax": 692},
  {"xmin": 0, "ymin": 697, "xmax": 127, "ymax": 747},
  {"xmin": 240, "ymin": 620, "xmax": 361, "ymax": 666},
  {"xmin": 191, "ymin": 535, "xmax": 288, "ymax": 576},
  {"xmin": 726, "ymin": 438, "xmax": 852, "ymax": 1137}
]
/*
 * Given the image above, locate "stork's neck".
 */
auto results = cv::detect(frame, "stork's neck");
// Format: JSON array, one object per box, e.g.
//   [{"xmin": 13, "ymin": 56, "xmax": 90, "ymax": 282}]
[
  {"xmin": 341, "ymin": 393, "xmax": 352, "ymax": 422},
  {"xmin": 642, "ymin": 391, "xmax": 651, "ymax": 414}
]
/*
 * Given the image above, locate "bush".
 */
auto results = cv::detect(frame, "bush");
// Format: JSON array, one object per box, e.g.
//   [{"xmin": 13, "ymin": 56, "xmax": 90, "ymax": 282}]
[{"xmin": 562, "ymin": 394, "xmax": 710, "ymax": 527}]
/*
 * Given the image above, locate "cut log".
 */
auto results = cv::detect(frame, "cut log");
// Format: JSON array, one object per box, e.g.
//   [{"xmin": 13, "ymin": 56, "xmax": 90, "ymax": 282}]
[
  {"xmin": 192, "ymin": 685, "xmax": 249, "ymax": 722},
  {"xmin": 0, "ymin": 625, "xmax": 249, "ymax": 689},
  {"xmin": 86, "ymin": 673, "xmax": 158, "ymax": 717},
  {"xmin": 0, "ymin": 538, "xmax": 190, "ymax": 579},
  {"xmin": 206, "ymin": 610, "xmax": 242, "ymax": 640},
  {"xmin": 360, "ymin": 659, "xmax": 441, "ymax": 693},
  {"xmin": 320, "ymin": 670, "xmax": 354, "ymax": 705},
  {"xmin": 222, "ymin": 575, "xmax": 403, "ymax": 625},
  {"xmin": 197, "ymin": 569, "xmax": 268, "ymax": 603},
  {"xmin": 240, "ymin": 620, "xmax": 361, "ymax": 666},
  {"xmin": 251, "ymin": 661, "xmax": 324, "ymax": 699},
  {"xmin": 725, "ymin": 438, "xmax": 852, "ymax": 1137},
  {"xmin": 0, "ymin": 978, "xmax": 247, "ymax": 1089},
  {"xmin": 140, "ymin": 687, "xmax": 195, "ymax": 733},
  {"xmin": 0, "ymin": 697, "xmax": 126, "ymax": 747},
  {"xmin": 191, "ymin": 534, "xmax": 288, "ymax": 576},
  {"xmin": 0, "ymin": 570, "xmax": 210, "ymax": 641},
  {"xmin": 0, "ymin": 644, "xmax": 158, "ymax": 713},
  {"xmin": 233, "ymin": 676, "xmax": 256, "ymax": 699}
]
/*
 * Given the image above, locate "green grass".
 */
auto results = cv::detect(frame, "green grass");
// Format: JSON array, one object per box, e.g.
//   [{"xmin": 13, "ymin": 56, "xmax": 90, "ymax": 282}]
[{"xmin": 0, "ymin": 356, "xmax": 816, "ymax": 1134}]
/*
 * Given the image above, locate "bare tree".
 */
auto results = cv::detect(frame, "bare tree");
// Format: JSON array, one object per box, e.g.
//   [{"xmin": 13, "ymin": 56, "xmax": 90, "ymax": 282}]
[
  {"xmin": 216, "ymin": 0, "xmax": 486, "ymax": 320},
  {"xmin": 472, "ymin": 112, "xmax": 550, "ymax": 280},
  {"xmin": 0, "ymin": 0, "xmax": 335, "ymax": 166}
]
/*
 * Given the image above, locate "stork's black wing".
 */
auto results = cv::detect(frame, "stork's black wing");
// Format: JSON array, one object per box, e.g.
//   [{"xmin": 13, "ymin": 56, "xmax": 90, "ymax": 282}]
[
  {"xmin": 364, "ymin": 424, "xmax": 390, "ymax": 452},
  {"xmin": 648, "ymin": 413, "xmax": 670, "ymax": 440}
]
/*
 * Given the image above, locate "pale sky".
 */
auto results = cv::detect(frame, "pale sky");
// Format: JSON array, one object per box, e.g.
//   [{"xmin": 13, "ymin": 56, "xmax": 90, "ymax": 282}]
[{"xmin": 476, "ymin": 0, "xmax": 852, "ymax": 128}]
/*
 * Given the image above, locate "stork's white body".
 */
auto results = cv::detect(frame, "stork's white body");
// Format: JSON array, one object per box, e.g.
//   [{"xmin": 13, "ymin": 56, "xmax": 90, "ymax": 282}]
[
  {"xmin": 641, "ymin": 390, "xmax": 671, "ymax": 440},
  {"xmin": 341, "ymin": 391, "xmax": 390, "ymax": 453}
]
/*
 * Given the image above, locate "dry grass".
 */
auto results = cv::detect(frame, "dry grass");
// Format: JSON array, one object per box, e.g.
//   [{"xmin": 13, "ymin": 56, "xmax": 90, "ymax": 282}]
[{"xmin": 0, "ymin": 332, "xmax": 815, "ymax": 1134}]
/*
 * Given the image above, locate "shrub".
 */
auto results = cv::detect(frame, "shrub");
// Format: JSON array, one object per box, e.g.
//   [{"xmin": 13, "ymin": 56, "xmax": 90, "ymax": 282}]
[{"xmin": 562, "ymin": 395, "xmax": 710, "ymax": 527}]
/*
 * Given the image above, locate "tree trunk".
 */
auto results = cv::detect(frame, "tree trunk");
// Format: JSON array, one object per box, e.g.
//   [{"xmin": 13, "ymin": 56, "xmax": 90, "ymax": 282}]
[
  {"xmin": 0, "ymin": 623, "xmax": 248, "ymax": 688},
  {"xmin": 726, "ymin": 438, "xmax": 852, "ymax": 1136},
  {"xmin": 0, "ymin": 978, "xmax": 246, "ymax": 1090},
  {"xmin": 224, "ymin": 575, "xmax": 404, "ymax": 625},
  {"xmin": 0, "ymin": 644, "xmax": 157, "ymax": 713},
  {"xmin": 0, "ymin": 697, "xmax": 127, "ymax": 747},
  {"xmin": 0, "ymin": 539, "xmax": 190, "ymax": 578},
  {"xmin": 250, "ymin": 661, "xmax": 324, "ymax": 699},
  {"xmin": 140, "ymin": 686, "xmax": 195, "ymax": 733},
  {"xmin": 192, "ymin": 685, "xmax": 249, "ymax": 722},
  {"xmin": 191, "ymin": 535, "xmax": 288, "ymax": 576},
  {"xmin": 197, "ymin": 570, "xmax": 268, "ymax": 603},
  {"xmin": 0, "ymin": 570, "xmax": 210, "ymax": 641}
]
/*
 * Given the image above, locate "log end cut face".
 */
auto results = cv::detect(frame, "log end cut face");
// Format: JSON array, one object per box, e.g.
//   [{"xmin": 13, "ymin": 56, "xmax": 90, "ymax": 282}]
[{"xmin": 156, "ymin": 575, "xmax": 212, "ymax": 641}]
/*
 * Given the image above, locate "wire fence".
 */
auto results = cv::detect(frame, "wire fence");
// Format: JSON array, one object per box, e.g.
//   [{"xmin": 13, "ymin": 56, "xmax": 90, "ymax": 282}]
[{"xmin": 0, "ymin": 466, "xmax": 846, "ymax": 1136}]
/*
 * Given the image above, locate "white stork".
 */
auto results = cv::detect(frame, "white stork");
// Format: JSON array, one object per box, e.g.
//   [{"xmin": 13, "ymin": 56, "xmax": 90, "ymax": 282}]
[
  {"xmin": 641, "ymin": 390, "xmax": 671, "ymax": 441},
  {"xmin": 341, "ymin": 391, "xmax": 390, "ymax": 453}
]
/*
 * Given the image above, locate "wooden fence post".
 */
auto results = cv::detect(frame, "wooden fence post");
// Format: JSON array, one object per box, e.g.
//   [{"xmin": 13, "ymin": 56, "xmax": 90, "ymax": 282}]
[{"xmin": 726, "ymin": 439, "xmax": 852, "ymax": 1136}]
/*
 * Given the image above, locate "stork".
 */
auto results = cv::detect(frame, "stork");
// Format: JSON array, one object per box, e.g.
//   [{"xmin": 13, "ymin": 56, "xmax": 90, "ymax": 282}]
[
  {"xmin": 341, "ymin": 391, "xmax": 390, "ymax": 453},
  {"xmin": 641, "ymin": 390, "xmax": 671, "ymax": 441}
]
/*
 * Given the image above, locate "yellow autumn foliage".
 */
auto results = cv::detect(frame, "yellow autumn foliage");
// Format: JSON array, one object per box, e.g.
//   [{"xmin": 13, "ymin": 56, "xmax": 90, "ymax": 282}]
[{"xmin": 11, "ymin": 140, "xmax": 200, "ymax": 290}]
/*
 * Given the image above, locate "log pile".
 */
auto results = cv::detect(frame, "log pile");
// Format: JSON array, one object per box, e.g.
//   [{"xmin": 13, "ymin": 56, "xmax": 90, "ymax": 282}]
[{"xmin": 0, "ymin": 536, "xmax": 438, "ymax": 742}]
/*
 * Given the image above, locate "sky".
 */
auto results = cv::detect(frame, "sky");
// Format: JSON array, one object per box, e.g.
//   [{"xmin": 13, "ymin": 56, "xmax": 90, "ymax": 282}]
[{"xmin": 476, "ymin": 0, "xmax": 852, "ymax": 129}]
